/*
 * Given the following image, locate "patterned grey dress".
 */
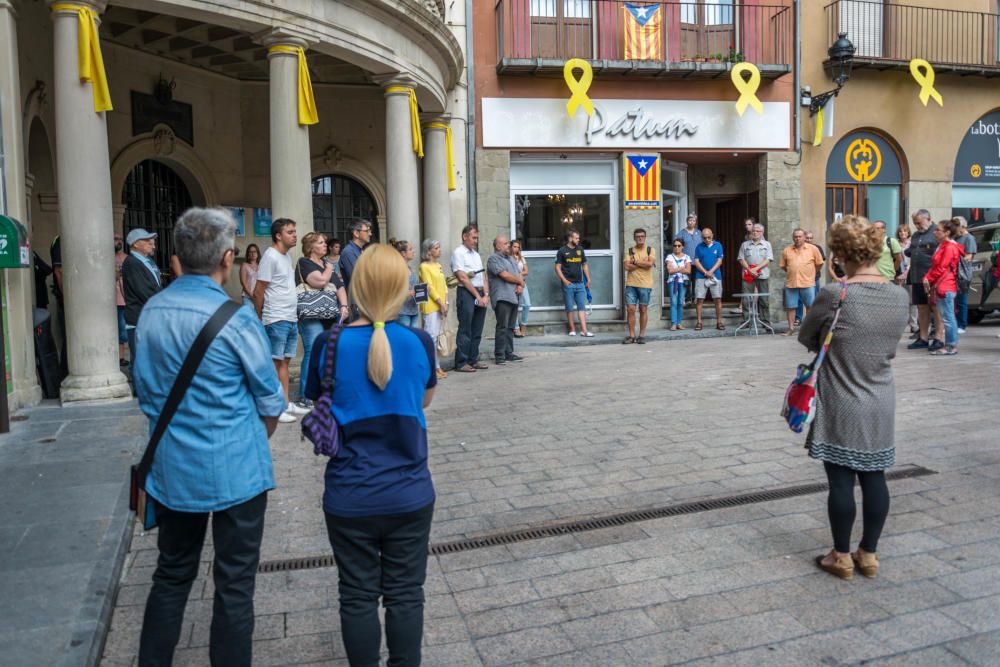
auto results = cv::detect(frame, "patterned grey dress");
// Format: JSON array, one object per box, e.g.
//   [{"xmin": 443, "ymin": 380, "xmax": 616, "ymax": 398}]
[{"xmin": 797, "ymin": 282, "xmax": 909, "ymax": 471}]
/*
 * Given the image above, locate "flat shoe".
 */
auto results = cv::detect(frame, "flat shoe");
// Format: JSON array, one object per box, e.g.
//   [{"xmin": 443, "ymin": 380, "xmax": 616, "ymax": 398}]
[
  {"xmin": 436, "ymin": 369, "xmax": 448, "ymax": 379},
  {"xmin": 456, "ymin": 365, "xmax": 476, "ymax": 373},
  {"xmin": 815, "ymin": 551, "xmax": 854, "ymax": 580},
  {"xmin": 694, "ymin": 322, "xmax": 703, "ymax": 331},
  {"xmin": 622, "ymin": 337, "xmax": 635, "ymax": 344},
  {"xmin": 636, "ymin": 337, "xmax": 645, "ymax": 344},
  {"xmin": 669, "ymin": 325, "xmax": 678, "ymax": 331},
  {"xmin": 851, "ymin": 551, "xmax": 879, "ymax": 578},
  {"xmin": 472, "ymin": 362, "xmax": 489, "ymax": 369},
  {"xmin": 716, "ymin": 324, "xmax": 725, "ymax": 331}
]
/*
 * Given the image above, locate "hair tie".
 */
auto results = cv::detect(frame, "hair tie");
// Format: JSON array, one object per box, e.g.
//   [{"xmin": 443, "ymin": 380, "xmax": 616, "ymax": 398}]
[{"xmin": 373, "ymin": 321, "xmax": 385, "ymax": 329}]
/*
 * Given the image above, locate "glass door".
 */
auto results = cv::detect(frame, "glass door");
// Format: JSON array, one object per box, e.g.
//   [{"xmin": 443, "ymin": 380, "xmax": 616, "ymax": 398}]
[{"xmin": 680, "ymin": 0, "xmax": 735, "ymax": 60}]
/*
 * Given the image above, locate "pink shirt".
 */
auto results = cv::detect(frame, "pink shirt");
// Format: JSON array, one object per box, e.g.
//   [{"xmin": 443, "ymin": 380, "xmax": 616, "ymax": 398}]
[{"xmin": 115, "ymin": 251, "xmax": 127, "ymax": 307}]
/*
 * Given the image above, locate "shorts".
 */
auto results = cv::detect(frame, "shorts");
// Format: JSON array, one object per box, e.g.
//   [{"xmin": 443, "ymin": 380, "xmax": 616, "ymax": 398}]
[
  {"xmin": 784, "ymin": 287, "xmax": 816, "ymax": 310},
  {"xmin": 910, "ymin": 282, "xmax": 929, "ymax": 306},
  {"xmin": 695, "ymin": 278, "xmax": 722, "ymax": 300},
  {"xmin": 562, "ymin": 282, "xmax": 587, "ymax": 312},
  {"xmin": 264, "ymin": 320, "xmax": 298, "ymax": 359},
  {"xmin": 624, "ymin": 286, "xmax": 652, "ymax": 307}
]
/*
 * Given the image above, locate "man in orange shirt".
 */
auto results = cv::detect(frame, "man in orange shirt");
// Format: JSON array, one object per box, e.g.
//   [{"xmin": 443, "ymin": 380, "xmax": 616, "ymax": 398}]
[{"xmin": 780, "ymin": 228, "xmax": 825, "ymax": 335}]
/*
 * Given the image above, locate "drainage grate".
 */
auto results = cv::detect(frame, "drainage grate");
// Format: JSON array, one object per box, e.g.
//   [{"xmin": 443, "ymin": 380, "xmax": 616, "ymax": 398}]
[{"xmin": 257, "ymin": 465, "xmax": 935, "ymax": 572}]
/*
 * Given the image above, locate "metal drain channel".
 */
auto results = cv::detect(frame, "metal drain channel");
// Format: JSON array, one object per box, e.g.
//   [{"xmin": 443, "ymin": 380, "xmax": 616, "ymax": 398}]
[{"xmin": 257, "ymin": 464, "xmax": 935, "ymax": 573}]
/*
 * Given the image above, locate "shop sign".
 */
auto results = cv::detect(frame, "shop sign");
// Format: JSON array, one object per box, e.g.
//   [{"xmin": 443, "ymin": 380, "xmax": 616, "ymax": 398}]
[
  {"xmin": 482, "ymin": 98, "xmax": 790, "ymax": 150},
  {"xmin": 0, "ymin": 216, "xmax": 30, "ymax": 269},
  {"xmin": 954, "ymin": 111, "xmax": 1000, "ymax": 184},
  {"xmin": 826, "ymin": 131, "xmax": 902, "ymax": 185}
]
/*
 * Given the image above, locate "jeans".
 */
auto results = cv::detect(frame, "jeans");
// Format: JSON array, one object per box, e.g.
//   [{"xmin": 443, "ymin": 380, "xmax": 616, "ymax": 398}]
[
  {"xmin": 127, "ymin": 327, "xmax": 137, "ymax": 369},
  {"xmin": 398, "ymin": 313, "xmax": 420, "ymax": 328},
  {"xmin": 517, "ymin": 288, "xmax": 531, "ymax": 327},
  {"xmin": 298, "ymin": 318, "xmax": 325, "ymax": 399},
  {"xmin": 824, "ymin": 462, "xmax": 889, "ymax": 554},
  {"xmin": 562, "ymin": 282, "xmax": 587, "ymax": 312},
  {"xmin": 138, "ymin": 492, "xmax": 267, "ymax": 667},
  {"xmin": 454, "ymin": 288, "xmax": 486, "ymax": 368},
  {"xmin": 668, "ymin": 280, "xmax": 686, "ymax": 325},
  {"xmin": 956, "ymin": 289, "xmax": 969, "ymax": 330},
  {"xmin": 494, "ymin": 300, "xmax": 517, "ymax": 362},
  {"xmin": 938, "ymin": 291, "xmax": 958, "ymax": 347},
  {"xmin": 324, "ymin": 503, "xmax": 434, "ymax": 667},
  {"xmin": 264, "ymin": 320, "xmax": 298, "ymax": 359},
  {"xmin": 117, "ymin": 306, "xmax": 128, "ymax": 344}
]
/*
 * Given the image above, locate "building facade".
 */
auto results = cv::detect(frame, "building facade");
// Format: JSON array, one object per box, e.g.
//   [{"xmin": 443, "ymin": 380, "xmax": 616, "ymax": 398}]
[{"xmin": 0, "ymin": 0, "xmax": 467, "ymax": 406}]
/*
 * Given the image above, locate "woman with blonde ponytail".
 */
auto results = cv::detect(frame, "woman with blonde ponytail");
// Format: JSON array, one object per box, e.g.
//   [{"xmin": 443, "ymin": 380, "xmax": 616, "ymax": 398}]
[{"xmin": 303, "ymin": 243, "xmax": 437, "ymax": 666}]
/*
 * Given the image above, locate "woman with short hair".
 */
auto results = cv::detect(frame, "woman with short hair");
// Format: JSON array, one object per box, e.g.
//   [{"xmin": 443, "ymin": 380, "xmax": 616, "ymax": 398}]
[
  {"xmin": 419, "ymin": 238, "xmax": 448, "ymax": 380},
  {"xmin": 799, "ymin": 215, "xmax": 909, "ymax": 580},
  {"xmin": 304, "ymin": 244, "xmax": 437, "ymax": 666},
  {"xmin": 923, "ymin": 218, "xmax": 964, "ymax": 356}
]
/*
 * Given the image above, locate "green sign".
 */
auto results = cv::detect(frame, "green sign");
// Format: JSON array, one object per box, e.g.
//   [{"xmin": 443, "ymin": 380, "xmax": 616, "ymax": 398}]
[{"xmin": 0, "ymin": 215, "xmax": 29, "ymax": 269}]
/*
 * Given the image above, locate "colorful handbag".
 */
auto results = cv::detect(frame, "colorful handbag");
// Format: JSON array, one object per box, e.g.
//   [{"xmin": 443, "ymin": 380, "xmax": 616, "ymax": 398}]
[
  {"xmin": 301, "ymin": 325, "xmax": 343, "ymax": 457},
  {"xmin": 781, "ymin": 281, "xmax": 847, "ymax": 433}
]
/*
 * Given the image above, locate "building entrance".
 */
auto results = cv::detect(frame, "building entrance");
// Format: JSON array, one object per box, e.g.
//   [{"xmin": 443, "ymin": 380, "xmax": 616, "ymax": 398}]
[{"xmin": 122, "ymin": 160, "xmax": 193, "ymax": 276}]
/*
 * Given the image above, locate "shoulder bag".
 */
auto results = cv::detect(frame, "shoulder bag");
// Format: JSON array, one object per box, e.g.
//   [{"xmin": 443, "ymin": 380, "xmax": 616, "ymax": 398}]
[
  {"xmin": 301, "ymin": 325, "xmax": 343, "ymax": 457},
  {"xmin": 129, "ymin": 300, "xmax": 242, "ymax": 530},
  {"xmin": 297, "ymin": 262, "xmax": 341, "ymax": 320},
  {"xmin": 781, "ymin": 281, "xmax": 848, "ymax": 434}
]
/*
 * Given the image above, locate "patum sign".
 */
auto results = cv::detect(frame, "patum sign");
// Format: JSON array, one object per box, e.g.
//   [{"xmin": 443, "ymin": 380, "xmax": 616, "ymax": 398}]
[{"xmin": 585, "ymin": 105, "xmax": 698, "ymax": 145}]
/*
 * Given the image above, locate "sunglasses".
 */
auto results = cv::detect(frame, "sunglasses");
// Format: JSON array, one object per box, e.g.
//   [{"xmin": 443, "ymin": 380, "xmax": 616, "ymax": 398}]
[{"xmin": 673, "ymin": 243, "xmax": 683, "ymax": 247}]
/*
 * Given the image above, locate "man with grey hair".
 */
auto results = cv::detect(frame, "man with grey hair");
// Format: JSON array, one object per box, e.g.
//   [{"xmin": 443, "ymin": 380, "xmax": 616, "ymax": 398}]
[
  {"xmin": 737, "ymin": 223, "xmax": 773, "ymax": 325},
  {"xmin": 487, "ymin": 235, "xmax": 524, "ymax": 365},
  {"xmin": 905, "ymin": 209, "xmax": 939, "ymax": 349},
  {"xmin": 121, "ymin": 228, "xmax": 162, "ymax": 367},
  {"xmin": 133, "ymin": 207, "xmax": 285, "ymax": 666}
]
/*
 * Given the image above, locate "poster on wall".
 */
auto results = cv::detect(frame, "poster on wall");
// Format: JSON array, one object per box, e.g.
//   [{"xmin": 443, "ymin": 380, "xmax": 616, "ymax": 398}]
[
  {"xmin": 954, "ymin": 111, "xmax": 1000, "ymax": 184},
  {"xmin": 624, "ymin": 155, "xmax": 661, "ymax": 209},
  {"xmin": 228, "ymin": 207, "xmax": 246, "ymax": 237},
  {"xmin": 253, "ymin": 208, "xmax": 272, "ymax": 237}
]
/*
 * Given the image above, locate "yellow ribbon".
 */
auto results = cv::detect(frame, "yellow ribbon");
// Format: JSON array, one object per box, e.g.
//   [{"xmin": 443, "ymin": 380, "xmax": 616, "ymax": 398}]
[
  {"xmin": 386, "ymin": 87, "xmax": 424, "ymax": 157},
  {"xmin": 52, "ymin": 4, "xmax": 112, "ymax": 113},
  {"xmin": 813, "ymin": 106, "xmax": 825, "ymax": 147},
  {"xmin": 564, "ymin": 59, "xmax": 594, "ymax": 119},
  {"xmin": 731, "ymin": 63, "xmax": 763, "ymax": 117},
  {"xmin": 424, "ymin": 122, "xmax": 456, "ymax": 191},
  {"xmin": 268, "ymin": 46, "xmax": 319, "ymax": 125},
  {"xmin": 909, "ymin": 58, "xmax": 943, "ymax": 107}
]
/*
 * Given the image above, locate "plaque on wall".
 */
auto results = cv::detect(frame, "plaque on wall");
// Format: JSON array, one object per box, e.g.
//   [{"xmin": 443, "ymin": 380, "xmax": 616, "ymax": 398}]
[{"xmin": 131, "ymin": 91, "xmax": 194, "ymax": 146}]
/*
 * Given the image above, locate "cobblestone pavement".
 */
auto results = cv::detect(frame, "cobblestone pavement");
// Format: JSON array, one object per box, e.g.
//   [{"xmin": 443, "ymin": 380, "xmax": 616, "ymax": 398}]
[{"xmin": 103, "ymin": 321, "xmax": 1000, "ymax": 666}]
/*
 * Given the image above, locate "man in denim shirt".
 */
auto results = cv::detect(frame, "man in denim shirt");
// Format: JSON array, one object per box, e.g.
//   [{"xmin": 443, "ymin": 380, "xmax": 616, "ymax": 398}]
[{"xmin": 133, "ymin": 208, "xmax": 286, "ymax": 666}]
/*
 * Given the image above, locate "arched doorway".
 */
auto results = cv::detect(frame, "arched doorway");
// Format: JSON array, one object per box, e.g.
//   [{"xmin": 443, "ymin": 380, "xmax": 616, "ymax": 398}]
[
  {"xmin": 311, "ymin": 174, "xmax": 379, "ymax": 245},
  {"xmin": 122, "ymin": 160, "xmax": 193, "ymax": 273},
  {"xmin": 825, "ymin": 130, "xmax": 906, "ymax": 235},
  {"xmin": 952, "ymin": 109, "xmax": 1000, "ymax": 225}
]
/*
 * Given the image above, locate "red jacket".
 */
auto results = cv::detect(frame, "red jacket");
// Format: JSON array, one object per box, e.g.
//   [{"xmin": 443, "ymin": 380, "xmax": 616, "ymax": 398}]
[{"xmin": 923, "ymin": 240, "xmax": 962, "ymax": 296}]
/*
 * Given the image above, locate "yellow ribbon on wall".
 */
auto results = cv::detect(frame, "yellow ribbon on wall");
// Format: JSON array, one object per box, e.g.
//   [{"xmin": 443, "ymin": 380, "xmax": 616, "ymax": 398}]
[
  {"xmin": 268, "ymin": 46, "xmax": 319, "ymax": 125},
  {"xmin": 52, "ymin": 4, "xmax": 113, "ymax": 112},
  {"xmin": 386, "ymin": 87, "xmax": 424, "ymax": 158},
  {"xmin": 813, "ymin": 106, "xmax": 825, "ymax": 147},
  {"xmin": 424, "ymin": 122, "xmax": 456, "ymax": 191},
  {"xmin": 564, "ymin": 58, "xmax": 594, "ymax": 119},
  {"xmin": 909, "ymin": 58, "xmax": 943, "ymax": 107},
  {"xmin": 731, "ymin": 63, "xmax": 763, "ymax": 117}
]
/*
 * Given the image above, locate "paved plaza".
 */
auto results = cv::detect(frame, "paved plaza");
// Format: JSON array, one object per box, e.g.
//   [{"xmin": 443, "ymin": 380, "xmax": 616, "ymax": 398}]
[{"xmin": 100, "ymin": 322, "xmax": 1000, "ymax": 666}]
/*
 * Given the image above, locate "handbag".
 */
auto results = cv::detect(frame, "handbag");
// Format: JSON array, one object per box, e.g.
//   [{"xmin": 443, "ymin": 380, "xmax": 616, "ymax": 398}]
[
  {"xmin": 436, "ymin": 326, "xmax": 456, "ymax": 358},
  {"xmin": 296, "ymin": 263, "xmax": 340, "ymax": 320},
  {"xmin": 781, "ymin": 281, "xmax": 847, "ymax": 433},
  {"xmin": 300, "ymin": 325, "xmax": 343, "ymax": 457},
  {"xmin": 129, "ymin": 300, "xmax": 241, "ymax": 530}
]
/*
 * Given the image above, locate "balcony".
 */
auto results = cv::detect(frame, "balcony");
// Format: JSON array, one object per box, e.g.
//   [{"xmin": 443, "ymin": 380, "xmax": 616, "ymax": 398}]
[
  {"xmin": 495, "ymin": 1, "xmax": 793, "ymax": 79},
  {"xmin": 825, "ymin": 0, "xmax": 1000, "ymax": 78}
]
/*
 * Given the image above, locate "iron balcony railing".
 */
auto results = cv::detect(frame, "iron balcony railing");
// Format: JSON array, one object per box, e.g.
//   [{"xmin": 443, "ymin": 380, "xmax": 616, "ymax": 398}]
[
  {"xmin": 826, "ymin": 0, "xmax": 1000, "ymax": 71},
  {"xmin": 496, "ymin": 0, "xmax": 793, "ymax": 73}
]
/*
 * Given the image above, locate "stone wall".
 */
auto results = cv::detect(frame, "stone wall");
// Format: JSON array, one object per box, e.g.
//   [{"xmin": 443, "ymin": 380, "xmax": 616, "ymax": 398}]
[{"xmin": 759, "ymin": 151, "xmax": 803, "ymax": 324}]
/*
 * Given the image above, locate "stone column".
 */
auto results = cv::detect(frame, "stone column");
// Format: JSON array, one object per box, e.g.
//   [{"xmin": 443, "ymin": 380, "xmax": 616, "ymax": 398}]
[
  {"xmin": 49, "ymin": 0, "xmax": 129, "ymax": 403},
  {"xmin": 263, "ymin": 33, "xmax": 314, "ymax": 238},
  {"xmin": 378, "ymin": 77, "xmax": 421, "ymax": 249},
  {"xmin": 421, "ymin": 114, "xmax": 452, "ymax": 262}
]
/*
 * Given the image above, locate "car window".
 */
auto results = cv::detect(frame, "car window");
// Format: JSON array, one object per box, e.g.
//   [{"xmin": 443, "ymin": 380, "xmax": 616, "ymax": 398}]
[{"xmin": 973, "ymin": 228, "xmax": 1000, "ymax": 251}]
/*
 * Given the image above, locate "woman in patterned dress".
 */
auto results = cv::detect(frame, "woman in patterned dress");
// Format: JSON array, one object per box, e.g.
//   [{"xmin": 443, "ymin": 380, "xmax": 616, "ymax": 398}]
[{"xmin": 798, "ymin": 216, "xmax": 909, "ymax": 580}]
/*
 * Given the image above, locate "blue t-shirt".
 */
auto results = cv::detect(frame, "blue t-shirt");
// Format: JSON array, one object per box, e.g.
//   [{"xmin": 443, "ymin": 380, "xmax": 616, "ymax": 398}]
[
  {"xmin": 305, "ymin": 322, "xmax": 437, "ymax": 518},
  {"xmin": 694, "ymin": 241, "xmax": 724, "ymax": 280}
]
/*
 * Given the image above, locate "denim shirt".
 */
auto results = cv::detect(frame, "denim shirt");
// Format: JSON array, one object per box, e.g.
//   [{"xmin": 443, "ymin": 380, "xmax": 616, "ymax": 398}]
[{"xmin": 133, "ymin": 275, "xmax": 286, "ymax": 512}]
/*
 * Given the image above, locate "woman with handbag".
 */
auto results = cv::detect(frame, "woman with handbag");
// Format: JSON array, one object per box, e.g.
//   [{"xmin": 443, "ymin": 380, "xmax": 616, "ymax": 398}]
[
  {"xmin": 923, "ymin": 218, "xmax": 964, "ymax": 356},
  {"xmin": 296, "ymin": 232, "xmax": 349, "ymax": 409},
  {"xmin": 798, "ymin": 216, "xmax": 908, "ymax": 580},
  {"xmin": 418, "ymin": 238, "xmax": 449, "ymax": 380},
  {"xmin": 303, "ymin": 244, "xmax": 437, "ymax": 667}
]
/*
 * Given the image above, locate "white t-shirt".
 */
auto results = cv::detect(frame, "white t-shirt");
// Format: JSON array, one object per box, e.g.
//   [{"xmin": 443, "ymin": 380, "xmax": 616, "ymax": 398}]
[
  {"xmin": 451, "ymin": 244, "xmax": 485, "ymax": 288},
  {"xmin": 665, "ymin": 253, "xmax": 692, "ymax": 284},
  {"xmin": 257, "ymin": 247, "xmax": 297, "ymax": 325}
]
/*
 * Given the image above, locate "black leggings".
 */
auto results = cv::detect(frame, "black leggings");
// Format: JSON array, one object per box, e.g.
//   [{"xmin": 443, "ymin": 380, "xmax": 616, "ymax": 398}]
[{"xmin": 824, "ymin": 461, "xmax": 890, "ymax": 554}]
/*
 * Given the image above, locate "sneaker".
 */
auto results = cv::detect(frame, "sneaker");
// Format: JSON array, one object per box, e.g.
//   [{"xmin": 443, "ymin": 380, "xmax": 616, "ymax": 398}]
[
  {"xmin": 287, "ymin": 401, "xmax": 310, "ymax": 416},
  {"xmin": 636, "ymin": 337, "xmax": 646, "ymax": 344},
  {"xmin": 568, "ymin": 331, "xmax": 577, "ymax": 336},
  {"xmin": 506, "ymin": 354, "xmax": 524, "ymax": 362},
  {"xmin": 928, "ymin": 339, "xmax": 945, "ymax": 352},
  {"xmin": 622, "ymin": 336, "xmax": 635, "ymax": 344},
  {"xmin": 907, "ymin": 338, "xmax": 929, "ymax": 350},
  {"xmin": 957, "ymin": 328, "xmax": 966, "ymax": 334},
  {"xmin": 494, "ymin": 359, "xmax": 507, "ymax": 365},
  {"xmin": 581, "ymin": 331, "xmax": 595, "ymax": 337},
  {"xmin": 278, "ymin": 411, "xmax": 297, "ymax": 423}
]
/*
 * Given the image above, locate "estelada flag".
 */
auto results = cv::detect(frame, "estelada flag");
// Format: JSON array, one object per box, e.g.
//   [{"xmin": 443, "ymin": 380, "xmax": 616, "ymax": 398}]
[
  {"xmin": 623, "ymin": 3, "xmax": 663, "ymax": 61},
  {"xmin": 624, "ymin": 155, "xmax": 661, "ymax": 209}
]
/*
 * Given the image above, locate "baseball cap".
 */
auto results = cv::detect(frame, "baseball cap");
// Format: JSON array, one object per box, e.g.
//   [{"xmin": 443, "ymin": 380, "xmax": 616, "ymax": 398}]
[{"xmin": 126, "ymin": 229, "xmax": 157, "ymax": 247}]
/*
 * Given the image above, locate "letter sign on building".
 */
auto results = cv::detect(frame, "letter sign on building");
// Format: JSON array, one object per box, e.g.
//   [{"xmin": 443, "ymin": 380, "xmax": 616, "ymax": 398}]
[{"xmin": 955, "ymin": 111, "xmax": 1000, "ymax": 184}]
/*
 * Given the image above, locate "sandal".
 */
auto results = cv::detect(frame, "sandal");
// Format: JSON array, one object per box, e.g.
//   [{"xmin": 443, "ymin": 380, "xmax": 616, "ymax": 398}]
[
  {"xmin": 716, "ymin": 324, "xmax": 725, "ymax": 331},
  {"xmin": 472, "ymin": 362, "xmax": 489, "ymax": 370},
  {"xmin": 456, "ymin": 365, "xmax": 476, "ymax": 373},
  {"xmin": 670, "ymin": 325, "xmax": 678, "ymax": 331},
  {"xmin": 782, "ymin": 329, "xmax": 796, "ymax": 337},
  {"xmin": 622, "ymin": 337, "xmax": 635, "ymax": 344},
  {"xmin": 694, "ymin": 322, "xmax": 703, "ymax": 331}
]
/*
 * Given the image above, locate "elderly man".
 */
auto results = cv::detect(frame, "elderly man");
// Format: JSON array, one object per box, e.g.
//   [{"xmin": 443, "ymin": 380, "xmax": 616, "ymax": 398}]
[
  {"xmin": 692, "ymin": 227, "xmax": 725, "ymax": 331},
  {"xmin": 134, "ymin": 208, "xmax": 285, "ymax": 666},
  {"xmin": 487, "ymin": 236, "xmax": 525, "ymax": 365},
  {"xmin": 780, "ymin": 228, "xmax": 824, "ymax": 335},
  {"xmin": 905, "ymin": 209, "xmax": 939, "ymax": 350},
  {"xmin": 452, "ymin": 224, "xmax": 490, "ymax": 372},
  {"xmin": 737, "ymin": 223, "xmax": 773, "ymax": 325},
  {"xmin": 121, "ymin": 228, "xmax": 162, "ymax": 367}
]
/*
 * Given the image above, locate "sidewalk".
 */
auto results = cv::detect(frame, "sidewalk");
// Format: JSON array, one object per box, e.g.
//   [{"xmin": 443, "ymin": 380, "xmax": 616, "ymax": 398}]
[{"xmin": 0, "ymin": 400, "xmax": 145, "ymax": 667}]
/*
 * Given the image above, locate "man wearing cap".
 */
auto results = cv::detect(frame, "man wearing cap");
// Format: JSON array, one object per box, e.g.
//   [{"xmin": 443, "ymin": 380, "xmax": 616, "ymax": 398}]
[{"xmin": 121, "ymin": 228, "xmax": 162, "ymax": 367}]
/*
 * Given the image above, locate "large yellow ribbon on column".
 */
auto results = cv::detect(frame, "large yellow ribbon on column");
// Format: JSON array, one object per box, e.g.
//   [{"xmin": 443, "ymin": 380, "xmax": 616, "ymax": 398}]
[
  {"xmin": 731, "ymin": 63, "xmax": 763, "ymax": 117},
  {"xmin": 51, "ymin": 4, "xmax": 113, "ymax": 112},
  {"xmin": 268, "ymin": 46, "xmax": 319, "ymax": 125},
  {"xmin": 909, "ymin": 59, "xmax": 943, "ymax": 107},
  {"xmin": 424, "ymin": 122, "xmax": 456, "ymax": 191},
  {"xmin": 386, "ymin": 87, "xmax": 424, "ymax": 158},
  {"xmin": 564, "ymin": 59, "xmax": 594, "ymax": 119}
]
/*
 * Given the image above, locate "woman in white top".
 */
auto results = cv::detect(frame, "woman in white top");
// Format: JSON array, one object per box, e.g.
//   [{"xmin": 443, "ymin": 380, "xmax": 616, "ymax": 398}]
[
  {"xmin": 240, "ymin": 244, "xmax": 260, "ymax": 308},
  {"xmin": 511, "ymin": 239, "xmax": 531, "ymax": 337},
  {"xmin": 665, "ymin": 240, "xmax": 691, "ymax": 330}
]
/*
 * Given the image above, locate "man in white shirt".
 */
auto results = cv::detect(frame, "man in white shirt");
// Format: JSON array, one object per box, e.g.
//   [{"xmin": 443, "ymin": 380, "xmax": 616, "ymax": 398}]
[
  {"xmin": 451, "ymin": 225, "xmax": 490, "ymax": 372},
  {"xmin": 253, "ymin": 218, "xmax": 307, "ymax": 422}
]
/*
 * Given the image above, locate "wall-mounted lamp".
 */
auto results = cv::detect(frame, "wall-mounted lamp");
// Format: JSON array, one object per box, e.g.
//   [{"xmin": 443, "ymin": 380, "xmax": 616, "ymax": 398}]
[
  {"xmin": 804, "ymin": 32, "xmax": 855, "ymax": 116},
  {"xmin": 154, "ymin": 75, "xmax": 176, "ymax": 105}
]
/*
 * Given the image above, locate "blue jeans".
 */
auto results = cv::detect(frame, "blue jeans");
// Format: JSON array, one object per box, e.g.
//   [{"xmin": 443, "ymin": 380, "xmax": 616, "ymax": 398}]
[
  {"xmin": 938, "ymin": 291, "xmax": 958, "ymax": 347},
  {"xmin": 454, "ymin": 288, "xmax": 486, "ymax": 368},
  {"xmin": 265, "ymin": 320, "xmax": 298, "ymax": 360},
  {"xmin": 956, "ymin": 290, "xmax": 968, "ymax": 330},
  {"xmin": 117, "ymin": 306, "xmax": 128, "ymax": 344},
  {"xmin": 397, "ymin": 313, "xmax": 420, "ymax": 328},
  {"xmin": 298, "ymin": 319, "xmax": 325, "ymax": 399},
  {"xmin": 668, "ymin": 281, "xmax": 685, "ymax": 325},
  {"xmin": 562, "ymin": 282, "xmax": 587, "ymax": 312}
]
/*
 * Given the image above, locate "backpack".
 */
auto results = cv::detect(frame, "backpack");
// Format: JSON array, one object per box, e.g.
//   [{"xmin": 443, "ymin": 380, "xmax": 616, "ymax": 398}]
[
  {"xmin": 628, "ymin": 247, "xmax": 651, "ymax": 260},
  {"xmin": 957, "ymin": 255, "xmax": 972, "ymax": 292}
]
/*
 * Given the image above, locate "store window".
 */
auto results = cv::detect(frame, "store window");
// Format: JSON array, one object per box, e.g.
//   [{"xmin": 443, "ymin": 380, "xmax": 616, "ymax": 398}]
[
  {"xmin": 952, "ymin": 110, "xmax": 1000, "ymax": 225},
  {"xmin": 511, "ymin": 160, "xmax": 618, "ymax": 310},
  {"xmin": 825, "ymin": 130, "xmax": 905, "ymax": 235}
]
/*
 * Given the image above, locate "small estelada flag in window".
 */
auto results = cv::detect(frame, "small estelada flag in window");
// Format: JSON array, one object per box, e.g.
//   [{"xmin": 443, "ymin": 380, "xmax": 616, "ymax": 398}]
[{"xmin": 624, "ymin": 155, "xmax": 661, "ymax": 210}]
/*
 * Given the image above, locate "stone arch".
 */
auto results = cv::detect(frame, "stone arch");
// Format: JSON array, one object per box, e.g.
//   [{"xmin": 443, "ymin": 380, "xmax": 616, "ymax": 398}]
[
  {"xmin": 26, "ymin": 118, "xmax": 59, "ymax": 255},
  {"xmin": 310, "ymin": 145, "xmax": 388, "ymax": 235}
]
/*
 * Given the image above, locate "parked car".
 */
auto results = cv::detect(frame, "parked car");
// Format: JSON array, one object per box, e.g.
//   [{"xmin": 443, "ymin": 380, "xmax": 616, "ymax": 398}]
[{"xmin": 967, "ymin": 222, "xmax": 1000, "ymax": 325}]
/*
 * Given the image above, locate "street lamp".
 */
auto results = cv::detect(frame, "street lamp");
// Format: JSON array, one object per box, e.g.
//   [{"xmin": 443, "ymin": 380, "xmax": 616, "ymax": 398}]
[{"xmin": 807, "ymin": 32, "xmax": 855, "ymax": 116}]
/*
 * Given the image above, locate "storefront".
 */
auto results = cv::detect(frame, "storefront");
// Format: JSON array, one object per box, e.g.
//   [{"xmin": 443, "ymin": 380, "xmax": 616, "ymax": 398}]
[
  {"xmin": 825, "ymin": 130, "xmax": 906, "ymax": 234},
  {"xmin": 952, "ymin": 110, "xmax": 1000, "ymax": 226}
]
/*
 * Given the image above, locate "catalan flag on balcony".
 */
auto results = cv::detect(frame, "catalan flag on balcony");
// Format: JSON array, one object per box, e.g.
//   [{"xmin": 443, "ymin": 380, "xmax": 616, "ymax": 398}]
[
  {"xmin": 624, "ymin": 155, "xmax": 661, "ymax": 209},
  {"xmin": 623, "ymin": 3, "xmax": 663, "ymax": 61}
]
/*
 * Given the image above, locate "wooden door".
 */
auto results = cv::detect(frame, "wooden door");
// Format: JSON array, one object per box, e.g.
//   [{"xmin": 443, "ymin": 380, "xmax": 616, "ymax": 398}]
[
  {"xmin": 680, "ymin": 0, "xmax": 735, "ymax": 60},
  {"xmin": 825, "ymin": 185, "xmax": 859, "ymax": 226},
  {"xmin": 715, "ymin": 197, "xmax": 746, "ymax": 299}
]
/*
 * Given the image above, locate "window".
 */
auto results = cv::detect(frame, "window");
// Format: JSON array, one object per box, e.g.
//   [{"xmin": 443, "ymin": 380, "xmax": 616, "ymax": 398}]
[
  {"xmin": 515, "ymin": 194, "xmax": 610, "ymax": 251},
  {"xmin": 311, "ymin": 175, "xmax": 378, "ymax": 245},
  {"xmin": 122, "ymin": 159, "xmax": 193, "ymax": 276},
  {"xmin": 531, "ymin": 0, "xmax": 590, "ymax": 18}
]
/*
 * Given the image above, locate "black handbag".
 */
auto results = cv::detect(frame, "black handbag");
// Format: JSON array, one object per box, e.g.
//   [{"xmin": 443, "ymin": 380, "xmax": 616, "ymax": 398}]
[{"xmin": 129, "ymin": 300, "xmax": 241, "ymax": 530}]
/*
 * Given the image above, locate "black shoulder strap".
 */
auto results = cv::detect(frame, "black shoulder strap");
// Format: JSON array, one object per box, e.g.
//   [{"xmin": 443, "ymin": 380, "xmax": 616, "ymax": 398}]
[
  {"xmin": 629, "ymin": 248, "xmax": 635, "ymax": 258},
  {"xmin": 320, "ymin": 324, "xmax": 343, "ymax": 391},
  {"xmin": 136, "ymin": 299, "xmax": 242, "ymax": 480}
]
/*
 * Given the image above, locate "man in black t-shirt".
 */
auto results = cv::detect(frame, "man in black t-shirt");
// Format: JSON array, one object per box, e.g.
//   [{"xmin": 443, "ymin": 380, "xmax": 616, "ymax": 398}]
[{"xmin": 554, "ymin": 229, "xmax": 593, "ymax": 337}]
